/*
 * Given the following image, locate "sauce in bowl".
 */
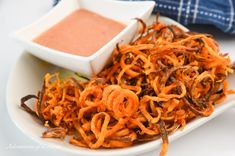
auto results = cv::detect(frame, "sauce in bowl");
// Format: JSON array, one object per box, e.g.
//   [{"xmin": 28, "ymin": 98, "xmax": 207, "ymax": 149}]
[{"xmin": 33, "ymin": 9, "xmax": 125, "ymax": 57}]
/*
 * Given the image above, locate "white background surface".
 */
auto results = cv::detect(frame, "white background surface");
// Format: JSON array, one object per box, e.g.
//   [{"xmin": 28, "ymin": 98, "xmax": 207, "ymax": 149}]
[{"xmin": 0, "ymin": 0, "xmax": 235, "ymax": 156}]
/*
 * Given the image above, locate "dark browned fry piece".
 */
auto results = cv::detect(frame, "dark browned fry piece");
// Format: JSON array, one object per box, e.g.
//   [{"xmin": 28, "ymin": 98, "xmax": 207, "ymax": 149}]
[
  {"xmin": 135, "ymin": 18, "xmax": 147, "ymax": 38},
  {"xmin": 136, "ymin": 135, "xmax": 161, "ymax": 142},
  {"xmin": 157, "ymin": 60, "xmax": 167, "ymax": 69},
  {"xmin": 37, "ymin": 81, "xmax": 46, "ymax": 121},
  {"xmin": 21, "ymin": 94, "xmax": 54, "ymax": 126},
  {"xmin": 160, "ymin": 65, "xmax": 190, "ymax": 90},
  {"xmin": 157, "ymin": 26, "xmax": 175, "ymax": 42},
  {"xmin": 166, "ymin": 26, "xmax": 175, "ymax": 41},
  {"xmin": 116, "ymin": 43, "xmax": 121, "ymax": 53},
  {"xmin": 203, "ymin": 81, "xmax": 215, "ymax": 103},
  {"xmin": 204, "ymin": 33, "xmax": 214, "ymax": 38},
  {"xmin": 220, "ymin": 53, "xmax": 229, "ymax": 57},
  {"xmin": 211, "ymin": 92, "xmax": 226, "ymax": 103},
  {"xmin": 21, "ymin": 94, "xmax": 38, "ymax": 117},
  {"xmin": 94, "ymin": 78, "xmax": 106, "ymax": 84},
  {"xmin": 158, "ymin": 120, "xmax": 168, "ymax": 156},
  {"xmin": 156, "ymin": 12, "xmax": 160, "ymax": 23},
  {"xmin": 232, "ymin": 62, "xmax": 235, "ymax": 70},
  {"xmin": 168, "ymin": 25, "xmax": 187, "ymax": 39},
  {"xmin": 190, "ymin": 73, "xmax": 214, "ymax": 108},
  {"xmin": 183, "ymin": 97, "xmax": 214, "ymax": 117},
  {"xmin": 42, "ymin": 127, "xmax": 67, "ymax": 139},
  {"xmin": 166, "ymin": 123, "xmax": 180, "ymax": 134},
  {"xmin": 108, "ymin": 136, "xmax": 133, "ymax": 142}
]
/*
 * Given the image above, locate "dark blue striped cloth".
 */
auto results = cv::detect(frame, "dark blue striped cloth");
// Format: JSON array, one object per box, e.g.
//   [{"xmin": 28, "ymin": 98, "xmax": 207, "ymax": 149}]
[{"xmin": 54, "ymin": 0, "xmax": 235, "ymax": 34}]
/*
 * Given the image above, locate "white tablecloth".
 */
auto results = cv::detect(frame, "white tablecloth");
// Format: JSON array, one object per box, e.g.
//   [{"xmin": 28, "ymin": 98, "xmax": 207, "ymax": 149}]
[{"xmin": 0, "ymin": 0, "xmax": 235, "ymax": 156}]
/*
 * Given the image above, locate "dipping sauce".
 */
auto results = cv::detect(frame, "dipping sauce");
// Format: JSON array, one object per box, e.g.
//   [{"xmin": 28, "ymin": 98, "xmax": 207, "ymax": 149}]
[{"xmin": 34, "ymin": 9, "xmax": 125, "ymax": 57}]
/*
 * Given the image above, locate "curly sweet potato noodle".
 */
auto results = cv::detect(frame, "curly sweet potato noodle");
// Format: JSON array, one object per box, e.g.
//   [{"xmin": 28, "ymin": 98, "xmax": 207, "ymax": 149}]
[{"xmin": 21, "ymin": 18, "xmax": 235, "ymax": 156}]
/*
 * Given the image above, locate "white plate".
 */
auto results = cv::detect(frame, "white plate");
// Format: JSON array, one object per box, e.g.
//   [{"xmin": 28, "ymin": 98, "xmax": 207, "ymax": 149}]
[
  {"xmin": 7, "ymin": 17, "xmax": 235, "ymax": 156},
  {"xmin": 12, "ymin": 0, "xmax": 155, "ymax": 77}
]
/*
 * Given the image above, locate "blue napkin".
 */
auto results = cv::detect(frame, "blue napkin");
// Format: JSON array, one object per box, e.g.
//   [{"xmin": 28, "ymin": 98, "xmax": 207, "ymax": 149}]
[{"xmin": 53, "ymin": 0, "xmax": 235, "ymax": 34}]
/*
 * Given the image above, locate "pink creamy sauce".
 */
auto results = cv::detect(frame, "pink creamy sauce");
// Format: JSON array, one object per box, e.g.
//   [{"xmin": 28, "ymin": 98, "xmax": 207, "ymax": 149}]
[{"xmin": 34, "ymin": 9, "xmax": 125, "ymax": 57}]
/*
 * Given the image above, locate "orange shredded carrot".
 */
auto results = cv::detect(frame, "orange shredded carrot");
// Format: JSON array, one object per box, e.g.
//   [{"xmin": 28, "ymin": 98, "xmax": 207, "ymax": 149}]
[{"xmin": 20, "ymin": 18, "xmax": 235, "ymax": 156}]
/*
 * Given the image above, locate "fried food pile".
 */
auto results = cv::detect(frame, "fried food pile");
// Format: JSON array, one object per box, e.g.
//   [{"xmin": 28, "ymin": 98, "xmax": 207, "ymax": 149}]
[{"xmin": 21, "ymin": 18, "xmax": 234, "ymax": 156}]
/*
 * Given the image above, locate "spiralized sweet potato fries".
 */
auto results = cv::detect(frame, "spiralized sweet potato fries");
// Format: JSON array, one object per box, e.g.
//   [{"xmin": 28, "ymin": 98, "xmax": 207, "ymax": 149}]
[{"xmin": 21, "ymin": 18, "xmax": 235, "ymax": 156}]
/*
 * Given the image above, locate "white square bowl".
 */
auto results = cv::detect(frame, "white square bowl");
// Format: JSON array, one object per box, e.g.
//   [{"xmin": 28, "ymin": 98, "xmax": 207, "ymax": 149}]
[{"xmin": 12, "ymin": 0, "xmax": 155, "ymax": 77}]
